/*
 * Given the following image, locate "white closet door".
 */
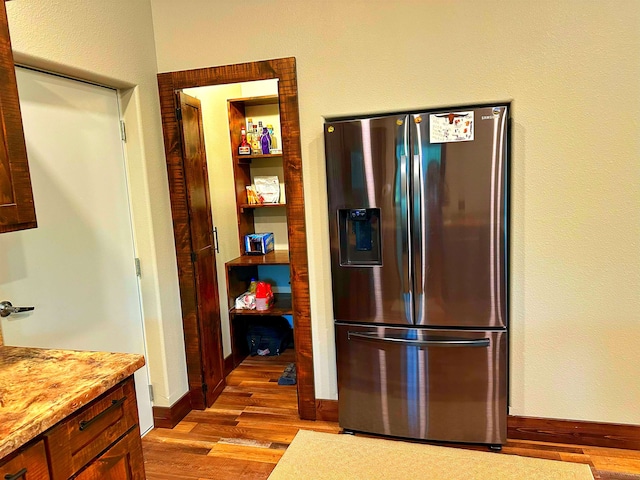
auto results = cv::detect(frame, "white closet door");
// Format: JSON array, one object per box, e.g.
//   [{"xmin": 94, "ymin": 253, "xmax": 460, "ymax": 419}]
[{"xmin": 0, "ymin": 67, "xmax": 153, "ymax": 433}]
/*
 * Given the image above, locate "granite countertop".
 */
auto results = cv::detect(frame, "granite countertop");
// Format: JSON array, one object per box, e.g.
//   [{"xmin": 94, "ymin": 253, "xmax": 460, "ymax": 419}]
[{"xmin": 0, "ymin": 346, "xmax": 145, "ymax": 459}]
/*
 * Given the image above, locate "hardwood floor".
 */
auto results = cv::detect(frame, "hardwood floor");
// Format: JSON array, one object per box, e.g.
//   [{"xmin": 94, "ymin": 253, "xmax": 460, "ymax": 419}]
[{"xmin": 142, "ymin": 351, "xmax": 640, "ymax": 479}]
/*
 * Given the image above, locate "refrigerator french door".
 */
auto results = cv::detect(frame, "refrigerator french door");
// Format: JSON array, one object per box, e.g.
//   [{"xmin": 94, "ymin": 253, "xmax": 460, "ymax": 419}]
[{"xmin": 325, "ymin": 104, "xmax": 509, "ymax": 445}]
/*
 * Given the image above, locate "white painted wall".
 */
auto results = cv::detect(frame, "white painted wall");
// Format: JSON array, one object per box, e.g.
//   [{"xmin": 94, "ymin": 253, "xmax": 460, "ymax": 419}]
[
  {"xmin": 7, "ymin": 0, "xmax": 638, "ymax": 425},
  {"xmin": 5, "ymin": 0, "xmax": 188, "ymax": 408},
  {"xmin": 150, "ymin": 0, "xmax": 640, "ymax": 424}
]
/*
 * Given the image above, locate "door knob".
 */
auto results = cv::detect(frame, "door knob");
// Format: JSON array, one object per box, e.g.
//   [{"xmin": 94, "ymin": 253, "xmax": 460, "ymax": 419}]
[{"xmin": 0, "ymin": 301, "xmax": 35, "ymax": 317}]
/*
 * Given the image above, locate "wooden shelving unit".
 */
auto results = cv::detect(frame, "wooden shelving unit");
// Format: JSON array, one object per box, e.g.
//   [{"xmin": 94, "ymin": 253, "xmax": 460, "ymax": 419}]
[
  {"xmin": 229, "ymin": 294, "xmax": 292, "ymax": 317},
  {"xmin": 239, "ymin": 203, "xmax": 286, "ymax": 211},
  {"xmin": 227, "ymin": 94, "xmax": 285, "ymax": 254},
  {"xmin": 225, "ymin": 250, "xmax": 292, "ymax": 367},
  {"xmin": 226, "ymin": 96, "xmax": 292, "ymax": 368},
  {"xmin": 226, "ymin": 250, "xmax": 290, "ymax": 266},
  {"xmin": 225, "ymin": 251, "xmax": 291, "ymax": 315},
  {"xmin": 235, "ymin": 153, "xmax": 283, "ymax": 163}
]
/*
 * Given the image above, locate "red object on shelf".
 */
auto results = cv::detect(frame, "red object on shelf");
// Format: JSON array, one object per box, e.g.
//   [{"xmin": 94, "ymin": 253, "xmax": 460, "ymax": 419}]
[
  {"xmin": 238, "ymin": 126, "xmax": 251, "ymax": 155},
  {"xmin": 255, "ymin": 281, "xmax": 273, "ymax": 311}
]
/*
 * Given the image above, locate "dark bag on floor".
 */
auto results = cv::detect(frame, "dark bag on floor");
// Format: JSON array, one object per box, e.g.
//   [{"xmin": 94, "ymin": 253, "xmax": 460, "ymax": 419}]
[{"xmin": 246, "ymin": 316, "xmax": 292, "ymax": 356}]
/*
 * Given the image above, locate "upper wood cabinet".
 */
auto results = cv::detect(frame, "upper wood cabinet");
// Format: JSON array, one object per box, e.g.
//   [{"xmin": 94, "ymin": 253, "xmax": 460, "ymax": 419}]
[{"xmin": 0, "ymin": 0, "xmax": 37, "ymax": 233}]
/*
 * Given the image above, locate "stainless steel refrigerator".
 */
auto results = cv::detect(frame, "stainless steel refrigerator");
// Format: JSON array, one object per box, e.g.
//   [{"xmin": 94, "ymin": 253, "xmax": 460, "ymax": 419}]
[{"xmin": 324, "ymin": 104, "xmax": 509, "ymax": 446}]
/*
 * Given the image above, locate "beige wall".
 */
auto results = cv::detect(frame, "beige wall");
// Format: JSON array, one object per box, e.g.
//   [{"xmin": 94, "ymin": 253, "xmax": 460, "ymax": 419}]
[
  {"xmin": 7, "ymin": 0, "xmax": 638, "ymax": 425},
  {"xmin": 150, "ymin": 0, "xmax": 640, "ymax": 424},
  {"xmin": 6, "ymin": 0, "xmax": 188, "ymax": 407}
]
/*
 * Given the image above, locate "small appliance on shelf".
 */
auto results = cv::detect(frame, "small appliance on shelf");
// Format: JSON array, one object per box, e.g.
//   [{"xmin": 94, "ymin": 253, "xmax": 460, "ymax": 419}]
[{"xmin": 244, "ymin": 232, "xmax": 274, "ymax": 255}]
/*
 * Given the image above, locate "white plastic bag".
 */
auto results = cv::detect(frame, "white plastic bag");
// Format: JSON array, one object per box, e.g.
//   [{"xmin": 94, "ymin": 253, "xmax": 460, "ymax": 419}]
[
  {"xmin": 254, "ymin": 176, "xmax": 280, "ymax": 204},
  {"xmin": 235, "ymin": 291, "xmax": 256, "ymax": 310}
]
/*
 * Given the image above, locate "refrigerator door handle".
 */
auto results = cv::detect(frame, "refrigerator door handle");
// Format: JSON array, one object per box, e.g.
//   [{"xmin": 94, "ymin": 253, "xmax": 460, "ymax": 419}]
[
  {"xmin": 412, "ymin": 153, "xmax": 424, "ymax": 320},
  {"xmin": 347, "ymin": 331, "xmax": 490, "ymax": 348},
  {"xmin": 411, "ymin": 115, "xmax": 425, "ymax": 324},
  {"xmin": 398, "ymin": 116, "xmax": 413, "ymax": 323},
  {"xmin": 399, "ymin": 153, "xmax": 412, "ymax": 297}
]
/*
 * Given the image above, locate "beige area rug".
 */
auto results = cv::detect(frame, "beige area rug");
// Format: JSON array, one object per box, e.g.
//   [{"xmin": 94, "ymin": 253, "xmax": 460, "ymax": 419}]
[{"xmin": 268, "ymin": 430, "xmax": 594, "ymax": 480}]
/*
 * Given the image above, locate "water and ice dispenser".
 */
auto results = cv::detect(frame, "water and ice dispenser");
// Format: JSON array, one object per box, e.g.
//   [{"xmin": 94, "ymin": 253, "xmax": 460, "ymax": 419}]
[{"xmin": 338, "ymin": 208, "xmax": 382, "ymax": 266}]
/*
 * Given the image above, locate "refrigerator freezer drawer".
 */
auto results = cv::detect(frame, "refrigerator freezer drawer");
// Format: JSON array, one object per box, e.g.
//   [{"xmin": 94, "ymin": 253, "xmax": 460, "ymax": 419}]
[{"xmin": 335, "ymin": 323, "xmax": 507, "ymax": 445}]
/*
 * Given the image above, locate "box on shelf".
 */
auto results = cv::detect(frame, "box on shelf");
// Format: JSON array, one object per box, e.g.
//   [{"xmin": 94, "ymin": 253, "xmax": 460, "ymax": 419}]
[{"xmin": 245, "ymin": 232, "xmax": 274, "ymax": 255}]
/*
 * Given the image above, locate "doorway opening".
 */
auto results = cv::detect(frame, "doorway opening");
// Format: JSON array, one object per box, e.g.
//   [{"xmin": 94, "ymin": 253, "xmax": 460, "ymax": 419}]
[
  {"xmin": 181, "ymin": 79, "xmax": 287, "ymax": 371},
  {"xmin": 157, "ymin": 57, "xmax": 316, "ymax": 420}
]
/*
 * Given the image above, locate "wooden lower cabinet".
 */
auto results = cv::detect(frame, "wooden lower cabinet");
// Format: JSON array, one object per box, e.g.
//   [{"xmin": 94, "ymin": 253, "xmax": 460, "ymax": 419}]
[
  {"xmin": 0, "ymin": 440, "xmax": 50, "ymax": 480},
  {"xmin": 45, "ymin": 377, "xmax": 141, "ymax": 479},
  {"xmin": 74, "ymin": 428, "xmax": 144, "ymax": 480},
  {"xmin": 0, "ymin": 376, "xmax": 145, "ymax": 480}
]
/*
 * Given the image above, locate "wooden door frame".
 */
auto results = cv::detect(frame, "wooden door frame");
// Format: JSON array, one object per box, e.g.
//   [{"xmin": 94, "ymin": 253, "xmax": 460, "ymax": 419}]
[{"xmin": 157, "ymin": 57, "xmax": 316, "ymax": 420}]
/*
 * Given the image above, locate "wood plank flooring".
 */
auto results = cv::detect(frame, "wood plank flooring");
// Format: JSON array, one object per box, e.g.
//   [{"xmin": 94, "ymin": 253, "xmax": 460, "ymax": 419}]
[{"xmin": 142, "ymin": 351, "xmax": 640, "ymax": 479}]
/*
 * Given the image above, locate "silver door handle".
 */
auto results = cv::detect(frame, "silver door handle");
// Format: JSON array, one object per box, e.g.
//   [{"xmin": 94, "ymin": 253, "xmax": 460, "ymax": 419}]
[
  {"xmin": 0, "ymin": 301, "xmax": 35, "ymax": 318},
  {"xmin": 348, "ymin": 332, "xmax": 490, "ymax": 347},
  {"xmin": 213, "ymin": 227, "xmax": 219, "ymax": 253}
]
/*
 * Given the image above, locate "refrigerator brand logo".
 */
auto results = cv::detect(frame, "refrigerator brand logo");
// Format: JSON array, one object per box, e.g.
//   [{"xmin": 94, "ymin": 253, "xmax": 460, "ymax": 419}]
[{"xmin": 482, "ymin": 108, "xmax": 501, "ymax": 120}]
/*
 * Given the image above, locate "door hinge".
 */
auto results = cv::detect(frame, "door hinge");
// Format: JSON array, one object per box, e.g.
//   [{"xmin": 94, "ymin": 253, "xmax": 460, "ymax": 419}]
[
  {"xmin": 176, "ymin": 107, "xmax": 182, "ymax": 121},
  {"xmin": 191, "ymin": 252, "xmax": 197, "ymax": 263},
  {"xmin": 148, "ymin": 384, "xmax": 154, "ymax": 402},
  {"xmin": 202, "ymin": 382, "xmax": 208, "ymax": 395},
  {"xmin": 134, "ymin": 257, "xmax": 141, "ymax": 277},
  {"xmin": 120, "ymin": 120, "xmax": 127, "ymax": 142}
]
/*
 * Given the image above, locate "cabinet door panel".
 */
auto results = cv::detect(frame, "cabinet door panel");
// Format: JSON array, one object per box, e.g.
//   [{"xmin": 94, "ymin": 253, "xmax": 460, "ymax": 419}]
[
  {"xmin": 46, "ymin": 378, "xmax": 139, "ymax": 479},
  {"xmin": 74, "ymin": 428, "xmax": 145, "ymax": 480},
  {"xmin": 0, "ymin": 440, "xmax": 50, "ymax": 480},
  {"xmin": 0, "ymin": 1, "xmax": 36, "ymax": 233}
]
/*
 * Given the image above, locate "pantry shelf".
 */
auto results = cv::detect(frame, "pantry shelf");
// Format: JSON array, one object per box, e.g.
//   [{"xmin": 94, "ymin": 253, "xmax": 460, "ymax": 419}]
[{"xmin": 230, "ymin": 293, "xmax": 293, "ymax": 317}]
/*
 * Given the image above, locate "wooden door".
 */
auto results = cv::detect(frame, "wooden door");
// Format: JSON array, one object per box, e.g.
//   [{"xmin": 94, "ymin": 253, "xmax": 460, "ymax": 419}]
[
  {"xmin": 0, "ymin": 0, "xmax": 36, "ymax": 233},
  {"xmin": 177, "ymin": 91, "xmax": 225, "ymax": 407}
]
